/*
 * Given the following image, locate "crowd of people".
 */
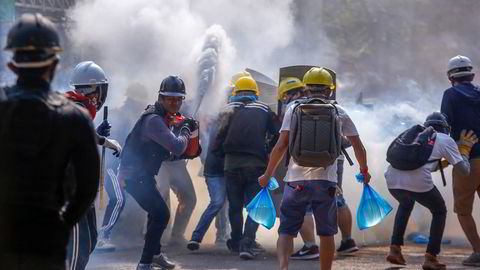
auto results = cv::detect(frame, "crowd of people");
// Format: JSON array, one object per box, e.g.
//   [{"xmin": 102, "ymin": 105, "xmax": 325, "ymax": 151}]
[{"xmin": 1, "ymin": 13, "xmax": 480, "ymax": 270}]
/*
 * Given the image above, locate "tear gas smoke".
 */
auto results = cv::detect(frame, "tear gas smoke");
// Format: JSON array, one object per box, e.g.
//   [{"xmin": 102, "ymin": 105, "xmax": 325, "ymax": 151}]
[{"xmin": 62, "ymin": 0, "xmax": 480, "ymax": 252}]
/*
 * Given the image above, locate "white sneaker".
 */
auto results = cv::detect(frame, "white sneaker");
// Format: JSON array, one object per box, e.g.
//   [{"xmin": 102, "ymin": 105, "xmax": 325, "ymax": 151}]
[{"xmin": 96, "ymin": 238, "xmax": 116, "ymax": 252}]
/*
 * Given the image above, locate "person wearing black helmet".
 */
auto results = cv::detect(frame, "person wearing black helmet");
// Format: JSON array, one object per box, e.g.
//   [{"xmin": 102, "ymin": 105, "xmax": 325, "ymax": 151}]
[
  {"xmin": 441, "ymin": 55, "xmax": 480, "ymax": 267},
  {"xmin": 119, "ymin": 75, "xmax": 200, "ymax": 270},
  {"xmin": 0, "ymin": 13, "xmax": 100, "ymax": 270},
  {"xmin": 384, "ymin": 112, "xmax": 476, "ymax": 269}
]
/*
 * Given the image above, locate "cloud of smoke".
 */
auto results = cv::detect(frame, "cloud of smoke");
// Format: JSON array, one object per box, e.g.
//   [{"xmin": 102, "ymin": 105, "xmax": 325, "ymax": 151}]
[{"xmin": 65, "ymin": 0, "xmax": 480, "ymax": 250}]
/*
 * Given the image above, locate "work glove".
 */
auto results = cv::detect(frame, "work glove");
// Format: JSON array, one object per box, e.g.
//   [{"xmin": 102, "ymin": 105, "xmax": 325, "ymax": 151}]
[
  {"xmin": 183, "ymin": 117, "xmax": 199, "ymax": 132},
  {"xmin": 96, "ymin": 119, "xmax": 111, "ymax": 137},
  {"xmin": 457, "ymin": 129, "xmax": 478, "ymax": 157},
  {"xmin": 104, "ymin": 138, "xmax": 122, "ymax": 157}
]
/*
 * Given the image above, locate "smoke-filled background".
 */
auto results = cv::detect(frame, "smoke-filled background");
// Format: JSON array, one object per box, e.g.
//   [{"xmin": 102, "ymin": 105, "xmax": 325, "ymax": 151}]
[
  {"xmin": 64, "ymin": 0, "xmax": 480, "ymax": 247},
  {"xmin": 2, "ymin": 0, "xmax": 479, "ymax": 248}
]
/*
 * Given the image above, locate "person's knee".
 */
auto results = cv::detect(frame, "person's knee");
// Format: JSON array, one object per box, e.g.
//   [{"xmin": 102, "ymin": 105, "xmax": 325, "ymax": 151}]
[{"xmin": 432, "ymin": 202, "xmax": 447, "ymax": 216}]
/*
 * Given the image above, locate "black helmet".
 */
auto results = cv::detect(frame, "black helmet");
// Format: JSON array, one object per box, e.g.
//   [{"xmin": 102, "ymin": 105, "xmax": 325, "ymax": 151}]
[
  {"xmin": 424, "ymin": 112, "xmax": 450, "ymax": 134},
  {"xmin": 5, "ymin": 13, "xmax": 62, "ymax": 68},
  {"xmin": 159, "ymin": 76, "xmax": 186, "ymax": 97}
]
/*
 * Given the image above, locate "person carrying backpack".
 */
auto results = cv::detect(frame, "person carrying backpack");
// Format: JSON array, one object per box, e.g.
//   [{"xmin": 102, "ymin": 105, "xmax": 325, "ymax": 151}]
[
  {"xmin": 441, "ymin": 55, "xmax": 480, "ymax": 267},
  {"xmin": 212, "ymin": 76, "xmax": 279, "ymax": 260},
  {"xmin": 259, "ymin": 67, "xmax": 371, "ymax": 270},
  {"xmin": 384, "ymin": 112, "xmax": 476, "ymax": 270}
]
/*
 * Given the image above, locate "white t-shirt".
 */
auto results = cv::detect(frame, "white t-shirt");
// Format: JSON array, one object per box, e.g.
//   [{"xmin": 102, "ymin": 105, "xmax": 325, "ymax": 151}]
[
  {"xmin": 281, "ymin": 103, "xmax": 359, "ymax": 183},
  {"xmin": 384, "ymin": 132, "xmax": 463, "ymax": 192}
]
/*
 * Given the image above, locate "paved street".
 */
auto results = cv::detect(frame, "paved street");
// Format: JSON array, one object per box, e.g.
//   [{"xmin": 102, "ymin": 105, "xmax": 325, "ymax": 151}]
[{"xmin": 88, "ymin": 242, "xmax": 478, "ymax": 270}]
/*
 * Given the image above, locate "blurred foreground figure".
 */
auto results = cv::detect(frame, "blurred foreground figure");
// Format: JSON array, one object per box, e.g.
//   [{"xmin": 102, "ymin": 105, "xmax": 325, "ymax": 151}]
[
  {"xmin": 120, "ymin": 76, "xmax": 201, "ymax": 270},
  {"xmin": 441, "ymin": 55, "xmax": 480, "ymax": 267},
  {"xmin": 0, "ymin": 13, "xmax": 100, "ymax": 270}
]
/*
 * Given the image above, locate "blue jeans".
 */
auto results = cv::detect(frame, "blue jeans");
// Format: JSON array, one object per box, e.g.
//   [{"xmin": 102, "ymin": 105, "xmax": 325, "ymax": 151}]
[{"xmin": 191, "ymin": 176, "xmax": 228, "ymax": 242}]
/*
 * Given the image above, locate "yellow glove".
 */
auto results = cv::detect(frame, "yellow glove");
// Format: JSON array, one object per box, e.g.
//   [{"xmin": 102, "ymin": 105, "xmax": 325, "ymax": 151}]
[{"xmin": 457, "ymin": 130, "xmax": 479, "ymax": 157}]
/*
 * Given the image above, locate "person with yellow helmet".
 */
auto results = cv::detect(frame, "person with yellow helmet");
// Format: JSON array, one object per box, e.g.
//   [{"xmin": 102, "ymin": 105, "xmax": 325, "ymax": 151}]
[
  {"xmin": 259, "ymin": 66, "xmax": 371, "ymax": 270},
  {"xmin": 302, "ymin": 66, "xmax": 335, "ymax": 99},
  {"xmin": 212, "ymin": 74, "xmax": 279, "ymax": 260}
]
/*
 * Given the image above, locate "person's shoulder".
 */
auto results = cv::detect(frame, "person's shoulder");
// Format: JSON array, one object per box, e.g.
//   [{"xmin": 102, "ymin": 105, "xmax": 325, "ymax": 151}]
[
  {"xmin": 246, "ymin": 100, "xmax": 271, "ymax": 113},
  {"xmin": 435, "ymin": 132, "xmax": 457, "ymax": 148}
]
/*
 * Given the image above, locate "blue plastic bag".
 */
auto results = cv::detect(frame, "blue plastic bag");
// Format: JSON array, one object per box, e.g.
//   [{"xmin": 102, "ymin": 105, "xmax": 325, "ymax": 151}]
[
  {"xmin": 356, "ymin": 184, "xmax": 393, "ymax": 230},
  {"xmin": 268, "ymin": 177, "xmax": 279, "ymax": 191},
  {"xmin": 246, "ymin": 187, "xmax": 276, "ymax": 229}
]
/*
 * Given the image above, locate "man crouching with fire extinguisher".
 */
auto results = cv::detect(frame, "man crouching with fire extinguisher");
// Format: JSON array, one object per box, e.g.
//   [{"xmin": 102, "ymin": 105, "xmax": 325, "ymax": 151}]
[{"xmin": 119, "ymin": 75, "xmax": 201, "ymax": 270}]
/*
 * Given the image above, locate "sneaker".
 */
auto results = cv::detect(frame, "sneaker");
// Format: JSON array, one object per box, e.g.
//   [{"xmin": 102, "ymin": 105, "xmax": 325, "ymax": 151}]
[
  {"xmin": 423, "ymin": 253, "xmax": 446, "ymax": 270},
  {"xmin": 239, "ymin": 239, "xmax": 256, "ymax": 260},
  {"xmin": 226, "ymin": 239, "xmax": 239, "ymax": 253},
  {"xmin": 290, "ymin": 245, "xmax": 320, "ymax": 260},
  {"xmin": 152, "ymin": 253, "xmax": 175, "ymax": 270},
  {"xmin": 187, "ymin": 240, "xmax": 200, "ymax": 251},
  {"xmin": 386, "ymin": 245, "xmax": 406, "ymax": 265},
  {"xmin": 336, "ymin": 239, "xmax": 359, "ymax": 254},
  {"xmin": 95, "ymin": 238, "xmax": 116, "ymax": 252},
  {"xmin": 252, "ymin": 241, "xmax": 266, "ymax": 254},
  {"xmin": 136, "ymin": 263, "xmax": 154, "ymax": 270},
  {"xmin": 462, "ymin": 252, "xmax": 480, "ymax": 267}
]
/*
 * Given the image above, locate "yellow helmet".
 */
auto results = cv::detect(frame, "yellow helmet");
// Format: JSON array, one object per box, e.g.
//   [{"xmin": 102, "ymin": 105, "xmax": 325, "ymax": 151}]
[
  {"xmin": 303, "ymin": 67, "xmax": 334, "ymax": 90},
  {"xmin": 233, "ymin": 76, "xmax": 259, "ymax": 96},
  {"xmin": 277, "ymin": 77, "xmax": 304, "ymax": 101},
  {"xmin": 228, "ymin": 70, "xmax": 252, "ymax": 87}
]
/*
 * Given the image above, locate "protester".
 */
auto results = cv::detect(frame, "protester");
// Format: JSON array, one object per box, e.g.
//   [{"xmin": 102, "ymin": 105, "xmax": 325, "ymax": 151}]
[
  {"xmin": 385, "ymin": 112, "xmax": 476, "ymax": 269},
  {"xmin": 212, "ymin": 75, "xmax": 279, "ymax": 260},
  {"xmin": 0, "ymin": 14, "xmax": 99, "ymax": 270},
  {"xmin": 259, "ymin": 67, "xmax": 371, "ymax": 270},
  {"xmin": 119, "ymin": 75, "xmax": 200, "ymax": 270},
  {"xmin": 65, "ymin": 61, "xmax": 122, "ymax": 270},
  {"xmin": 441, "ymin": 55, "xmax": 480, "ymax": 267}
]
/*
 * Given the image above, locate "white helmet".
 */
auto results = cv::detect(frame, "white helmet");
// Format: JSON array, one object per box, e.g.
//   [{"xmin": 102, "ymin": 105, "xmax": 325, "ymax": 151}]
[
  {"xmin": 70, "ymin": 61, "xmax": 109, "ymax": 111},
  {"xmin": 447, "ymin": 55, "xmax": 474, "ymax": 79}
]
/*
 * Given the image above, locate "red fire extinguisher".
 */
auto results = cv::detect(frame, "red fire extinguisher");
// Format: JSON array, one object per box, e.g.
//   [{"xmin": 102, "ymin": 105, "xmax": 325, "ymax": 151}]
[{"xmin": 184, "ymin": 120, "xmax": 200, "ymax": 158}]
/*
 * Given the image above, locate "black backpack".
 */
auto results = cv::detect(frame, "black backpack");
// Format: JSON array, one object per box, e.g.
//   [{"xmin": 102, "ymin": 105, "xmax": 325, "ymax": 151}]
[{"xmin": 386, "ymin": 125, "xmax": 446, "ymax": 186}]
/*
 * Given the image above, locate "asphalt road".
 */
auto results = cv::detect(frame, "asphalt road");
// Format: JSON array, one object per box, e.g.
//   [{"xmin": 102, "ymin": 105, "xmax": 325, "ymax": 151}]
[{"xmin": 87, "ymin": 243, "xmax": 479, "ymax": 270}]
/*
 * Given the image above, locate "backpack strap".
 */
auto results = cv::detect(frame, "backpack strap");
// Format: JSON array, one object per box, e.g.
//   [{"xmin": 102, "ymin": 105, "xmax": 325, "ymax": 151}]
[{"xmin": 438, "ymin": 160, "xmax": 447, "ymax": 187}]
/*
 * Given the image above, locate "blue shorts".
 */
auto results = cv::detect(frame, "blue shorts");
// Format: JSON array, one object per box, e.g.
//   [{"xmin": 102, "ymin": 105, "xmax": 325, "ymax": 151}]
[{"xmin": 279, "ymin": 180, "xmax": 338, "ymax": 236}]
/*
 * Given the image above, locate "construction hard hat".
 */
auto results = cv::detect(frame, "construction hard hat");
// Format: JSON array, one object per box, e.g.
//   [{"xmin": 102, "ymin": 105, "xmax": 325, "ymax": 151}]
[
  {"xmin": 233, "ymin": 76, "xmax": 259, "ymax": 96},
  {"xmin": 228, "ymin": 70, "xmax": 252, "ymax": 87},
  {"xmin": 424, "ymin": 112, "xmax": 450, "ymax": 134},
  {"xmin": 277, "ymin": 77, "xmax": 304, "ymax": 101},
  {"xmin": 447, "ymin": 55, "xmax": 474, "ymax": 79},
  {"xmin": 303, "ymin": 67, "xmax": 334, "ymax": 89},
  {"xmin": 71, "ymin": 61, "xmax": 109, "ymax": 111},
  {"xmin": 5, "ymin": 13, "xmax": 62, "ymax": 68},
  {"xmin": 159, "ymin": 75, "xmax": 186, "ymax": 97}
]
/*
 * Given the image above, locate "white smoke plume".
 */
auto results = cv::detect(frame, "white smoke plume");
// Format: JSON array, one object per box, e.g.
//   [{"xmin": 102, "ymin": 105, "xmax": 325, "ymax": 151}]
[{"xmin": 64, "ymin": 0, "xmax": 479, "ymax": 249}]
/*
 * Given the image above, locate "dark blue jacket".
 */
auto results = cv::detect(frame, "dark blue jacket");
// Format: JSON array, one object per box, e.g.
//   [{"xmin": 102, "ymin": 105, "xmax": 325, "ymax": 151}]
[
  {"xmin": 212, "ymin": 100, "xmax": 279, "ymax": 162},
  {"xmin": 441, "ymin": 82, "xmax": 480, "ymax": 159}
]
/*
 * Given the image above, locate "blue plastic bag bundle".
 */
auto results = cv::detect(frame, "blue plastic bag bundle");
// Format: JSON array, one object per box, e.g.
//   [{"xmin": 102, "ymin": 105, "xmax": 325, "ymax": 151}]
[
  {"xmin": 356, "ymin": 177, "xmax": 393, "ymax": 230},
  {"xmin": 246, "ymin": 177, "xmax": 278, "ymax": 229}
]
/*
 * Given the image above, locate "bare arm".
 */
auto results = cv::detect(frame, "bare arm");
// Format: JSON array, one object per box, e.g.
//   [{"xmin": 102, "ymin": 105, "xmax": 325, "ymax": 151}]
[
  {"xmin": 259, "ymin": 131, "xmax": 289, "ymax": 187},
  {"xmin": 347, "ymin": 135, "xmax": 370, "ymax": 183}
]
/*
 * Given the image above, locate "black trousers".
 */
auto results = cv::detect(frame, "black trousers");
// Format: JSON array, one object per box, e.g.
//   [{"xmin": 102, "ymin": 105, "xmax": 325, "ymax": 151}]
[
  {"xmin": 225, "ymin": 167, "xmax": 264, "ymax": 242},
  {"xmin": 125, "ymin": 175, "xmax": 170, "ymax": 264},
  {"xmin": 67, "ymin": 205, "xmax": 97, "ymax": 270},
  {"xmin": 389, "ymin": 187, "xmax": 447, "ymax": 255}
]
